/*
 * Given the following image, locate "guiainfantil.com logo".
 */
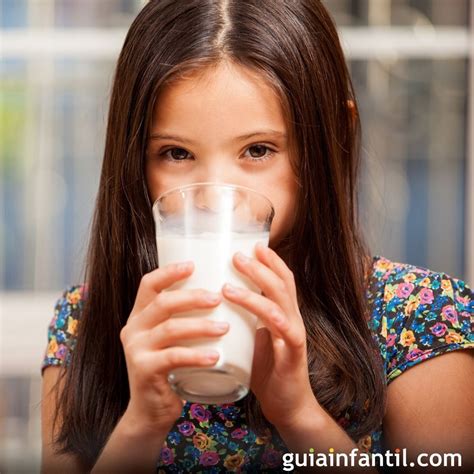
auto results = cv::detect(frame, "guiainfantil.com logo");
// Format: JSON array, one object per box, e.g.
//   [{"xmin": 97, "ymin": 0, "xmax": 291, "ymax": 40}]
[{"xmin": 282, "ymin": 447, "xmax": 463, "ymax": 471}]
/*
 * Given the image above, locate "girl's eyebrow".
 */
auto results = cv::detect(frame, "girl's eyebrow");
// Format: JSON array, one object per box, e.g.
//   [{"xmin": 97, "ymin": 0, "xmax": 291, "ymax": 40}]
[{"xmin": 148, "ymin": 130, "xmax": 287, "ymax": 144}]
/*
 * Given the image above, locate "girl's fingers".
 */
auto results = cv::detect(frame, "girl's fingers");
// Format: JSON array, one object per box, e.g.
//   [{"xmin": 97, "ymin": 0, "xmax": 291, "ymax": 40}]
[
  {"xmin": 132, "ymin": 261, "xmax": 195, "ymax": 314},
  {"xmin": 148, "ymin": 317, "xmax": 229, "ymax": 348},
  {"xmin": 132, "ymin": 288, "xmax": 223, "ymax": 330},
  {"xmin": 222, "ymin": 283, "xmax": 304, "ymax": 348},
  {"xmin": 136, "ymin": 347, "xmax": 221, "ymax": 376},
  {"xmin": 255, "ymin": 244, "xmax": 298, "ymax": 300},
  {"xmin": 231, "ymin": 251, "xmax": 294, "ymax": 317}
]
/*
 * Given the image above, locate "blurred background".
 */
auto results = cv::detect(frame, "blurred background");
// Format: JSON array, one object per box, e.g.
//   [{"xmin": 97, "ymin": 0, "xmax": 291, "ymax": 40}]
[{"xmin": 1, "ymin": 0, "xmax": 473, "ymax": 471}]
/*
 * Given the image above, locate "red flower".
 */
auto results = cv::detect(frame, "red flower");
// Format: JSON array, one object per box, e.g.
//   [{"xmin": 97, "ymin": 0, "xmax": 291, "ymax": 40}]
[
  {"xmin": 262, "ymin": 449, "xmax": 281, "ymax": 468},
  {"xmin": 231, "ymin": 428, "xmax": 248, "ymax": 439},
  {"xmin": 160, "ymin": 446, "xmax": 174, "ymax": 465},
  {"xmin": 337, "ymin": 417, "xmax": 350, "ymax": 429},
  {"xmin": 199, "ymin": 451, "xmax": 219, "ymax": 466},
  {"xmin": 190, "ymin": 403, "xmax": 211, "ymax": 422}
]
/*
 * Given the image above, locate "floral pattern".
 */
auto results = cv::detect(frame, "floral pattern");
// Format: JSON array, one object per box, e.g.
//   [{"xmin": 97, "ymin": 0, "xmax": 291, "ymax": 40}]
[
  {"xmin": 42, "ymin": 256, "xmax": 473, "ymax": 472},
  {"xmin": 367, "ymin": 256, "xmax": 473, "ymax": 387},
  {"xmin": 43, "ymin": 285, "xmax": 84, "ymax": 368}
]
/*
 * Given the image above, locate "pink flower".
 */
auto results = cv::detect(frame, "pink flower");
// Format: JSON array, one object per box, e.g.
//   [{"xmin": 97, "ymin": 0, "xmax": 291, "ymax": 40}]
[
  {"xmin": 177, "ymin": 421, "xmax": 195, "ymax": 436},
  {"xmin": 55, "ymin": 344, "xmax": 68, "ymax": 360},
  {"xmin": 190, "ymin": 403, "xmax": 211, "ymax": 422},
  {"xmin": 160, "ymin": 446, "xmax": 174, "ymax": 465},
  {"xmin": 396, "ymin": 282, "xmax": 414, "ymax": 299},
  {"xmin": 386, "ymin": 334, "xmax": 397, "ymax": 347},
  {"xmin": 430, "ymin": 322, "xmax": 448, "ymax": 337},
  {"xmin": 455, "ymin": 295, "xmax": 469, "ymax": 307},
  {"xmin": 406, "ymin": 348, "xmax": 425, "ymax": 361},
  {"xmin": 231, "ymin": 428, "xmax": 248, "ymax": 440},
  {"xmin": 418, "ymin": 288, "xmax": 434, "ymax": 305},
  {"xmin": 441, "ymin": 305, "xmax": 458, "ymax": 325},
  {"xmin": 199, "ymin": 451, "xmax": 219, "ymax": 466}
]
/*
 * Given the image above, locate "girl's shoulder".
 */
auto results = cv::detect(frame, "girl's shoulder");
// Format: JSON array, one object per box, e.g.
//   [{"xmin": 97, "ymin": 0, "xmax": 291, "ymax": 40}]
[
  {"xmin": 41, "ymin": 284, "xmax": 87, "ymax": 373},
  {"xmin": 366, "ymin": 255, "xmax": 473, "ymax": 384},
  {"xmin": 51, "ymin": 284, "xmax": 87, "ymax": 325}
]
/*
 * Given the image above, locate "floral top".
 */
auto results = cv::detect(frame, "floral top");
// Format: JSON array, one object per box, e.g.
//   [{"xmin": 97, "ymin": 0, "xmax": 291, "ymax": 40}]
[{"xmin": 42, "ymin": 256, "xmax": 474, "ymax": 472}]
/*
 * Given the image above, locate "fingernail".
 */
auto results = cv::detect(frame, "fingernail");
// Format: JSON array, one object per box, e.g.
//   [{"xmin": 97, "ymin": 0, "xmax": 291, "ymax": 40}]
[
  {"xmin": 204, "ymin": 350, "xmax": 220, "ymax": 361},
  {"xmin": 205, "ymin": 292, "xmax": 221, "ymax": 303},
  {"xmin": 213, "ymin": 321, "xmax": 229, "ymax": 331},
  {"xmin": 177, "ymin": 261, "xmax": 192, "ymax": 272},
  {"xmin": 235, "ymin": 252, "xmax": 250, "ymax": 263},
  {"xmin": 223, "ymin": 283, "xmax": 244, "ymax": 296}
]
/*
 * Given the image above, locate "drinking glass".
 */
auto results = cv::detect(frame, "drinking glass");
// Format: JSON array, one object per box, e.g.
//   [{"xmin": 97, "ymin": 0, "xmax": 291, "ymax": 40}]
[{"xmin": 152, "ymin": 182, "xmax": 274, "ymax": 404}]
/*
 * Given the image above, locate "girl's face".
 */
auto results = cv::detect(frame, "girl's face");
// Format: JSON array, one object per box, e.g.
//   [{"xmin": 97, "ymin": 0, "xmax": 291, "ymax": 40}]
[{"xmin": 146, "ymin": 61, "xmax": 299, "ymax": 250}]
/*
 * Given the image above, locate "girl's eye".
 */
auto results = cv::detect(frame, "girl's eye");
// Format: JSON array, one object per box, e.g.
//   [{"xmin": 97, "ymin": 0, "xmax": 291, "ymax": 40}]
[
  {"xmin": 160, "ymin": 148, "xmax": 193, "ymax": 161},
  {"xmin": 244, "ymin": 144, "xmax": 275, "ymax": 161},
  {"xmin": 158, "ymin": 144, "xmax": 275, "ymax": 164}
]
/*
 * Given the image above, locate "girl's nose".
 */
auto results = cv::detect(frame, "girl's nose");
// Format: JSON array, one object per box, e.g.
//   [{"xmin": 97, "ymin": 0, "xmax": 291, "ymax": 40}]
[
  {"xmin": 193, "ymin": 181, "xmax": 240, "ymax": 213},
  {"xmin": 193, "ymin": 161, "xmax": 238, "ymax": 209},
  {"xmin": 196, "ymin": 165, "xmax": 232, "ymax": 188}
]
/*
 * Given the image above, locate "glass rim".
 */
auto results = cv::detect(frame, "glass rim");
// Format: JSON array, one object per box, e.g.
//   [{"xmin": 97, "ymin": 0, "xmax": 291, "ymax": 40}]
[{"xmin": 152, "ymin": 181, "xmax": 275, "ymax": 213}]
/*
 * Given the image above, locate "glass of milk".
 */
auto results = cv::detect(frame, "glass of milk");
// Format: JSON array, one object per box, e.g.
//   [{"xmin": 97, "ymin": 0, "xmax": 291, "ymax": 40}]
[{"xmin": 152, "ymin": 182, "xmax": 274, "ymax": 404}]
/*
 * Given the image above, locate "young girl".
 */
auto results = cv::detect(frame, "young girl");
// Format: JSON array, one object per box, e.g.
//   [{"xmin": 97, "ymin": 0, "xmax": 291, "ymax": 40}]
[{"xmin": 41, "ymin": 1, "xmax": 473, "ymax": 472}]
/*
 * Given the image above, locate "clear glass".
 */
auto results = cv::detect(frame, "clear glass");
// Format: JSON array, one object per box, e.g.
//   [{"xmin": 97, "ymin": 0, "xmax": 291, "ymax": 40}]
[
  {"xmin": 152, "ymin": 182, "xmax": 275, "ymax": 404},
  {"xmin": 1, "ymin": 0, "xmax": 472, "ymax": 468}
]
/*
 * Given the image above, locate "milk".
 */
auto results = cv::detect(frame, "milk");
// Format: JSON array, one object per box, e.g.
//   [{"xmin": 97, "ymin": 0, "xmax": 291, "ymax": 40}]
[{"xmin": 156, "ymin": 231, "xmax": 269, "ymax": 403}]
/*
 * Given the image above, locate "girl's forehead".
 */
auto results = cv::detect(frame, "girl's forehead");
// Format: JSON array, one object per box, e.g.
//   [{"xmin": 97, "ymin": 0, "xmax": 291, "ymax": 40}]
[{"xmin": 152, "ymin": 61, "xmax": 286, "ymax": 130}]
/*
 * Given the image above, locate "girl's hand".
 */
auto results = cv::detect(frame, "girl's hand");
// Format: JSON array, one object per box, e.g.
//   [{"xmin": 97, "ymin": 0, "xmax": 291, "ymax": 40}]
[
  {"xmin": 222, "ymin": 243, "xmax": 318, "ymax": 429},
  {"xmin": 120, "ymin": 262, "xmax": 229, "ymax": 432}
]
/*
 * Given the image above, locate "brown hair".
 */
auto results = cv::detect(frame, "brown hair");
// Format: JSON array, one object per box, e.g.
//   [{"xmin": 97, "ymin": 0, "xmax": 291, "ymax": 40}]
[{"xmin": 53, "ymin": 0, "xmax": 386, "ymax": 468}]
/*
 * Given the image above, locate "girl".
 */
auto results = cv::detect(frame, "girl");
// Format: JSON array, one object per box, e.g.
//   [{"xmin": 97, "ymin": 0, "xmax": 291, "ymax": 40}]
[{"xmin": 41, "ymin": 1, "xmax": 473, "ymax": 472}]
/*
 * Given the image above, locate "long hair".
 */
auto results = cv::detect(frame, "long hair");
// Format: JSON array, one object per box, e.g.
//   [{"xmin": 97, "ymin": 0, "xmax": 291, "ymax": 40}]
[{"xmin": 54, "ymin": 0, "xmax": 386, "ymax": 468}]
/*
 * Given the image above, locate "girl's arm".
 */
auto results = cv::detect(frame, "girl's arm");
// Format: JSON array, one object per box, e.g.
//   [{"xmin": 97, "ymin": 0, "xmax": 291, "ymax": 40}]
[
  {"xmin": 41, "ymin": 367, "xmax": 88, "ymax": 473},
  {"xmin": 383, "ymin": 350, "xmax": 473, "ymax": 473},
  {"xmin": 275, "ymin": 350, "xmax": 473, "ymax": 473},
  {"xmin": 41, "ymin": 262, "xmax": 227, "ymax": 473},
  {"xmin": 41, "ymin": 367, "xmax": 172, "ymax": 474},
  {"xmin": 275, "ymin": 400, "xmax": 379, "ymax": 473},
  {"xmin": 90, "ymin": 405, "xmax": 171, "ymax": 474}
]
